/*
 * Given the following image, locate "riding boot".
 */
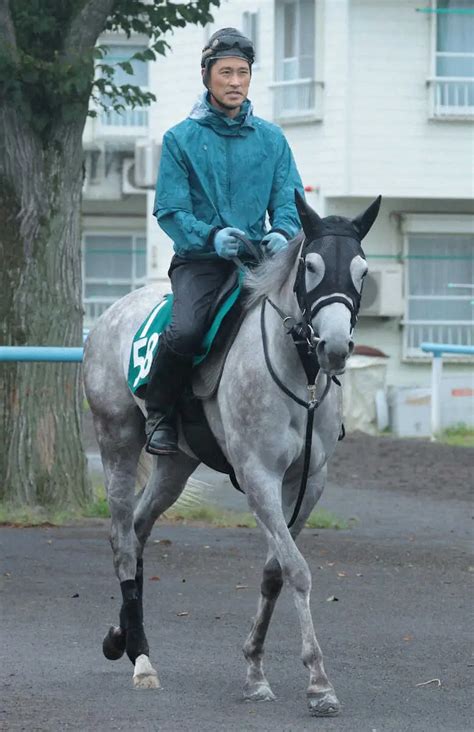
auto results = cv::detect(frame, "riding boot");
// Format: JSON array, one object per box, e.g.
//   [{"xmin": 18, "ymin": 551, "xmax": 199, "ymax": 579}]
[{"xmin": 144, "ymin": 342, "xmax": 192, "ymax": 455}]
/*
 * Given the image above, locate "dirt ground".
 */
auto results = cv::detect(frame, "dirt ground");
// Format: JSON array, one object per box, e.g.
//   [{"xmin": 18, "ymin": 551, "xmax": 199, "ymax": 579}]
[{"xmin": 327, "ymin": 431, "xmax": 473, "ymax": 503}]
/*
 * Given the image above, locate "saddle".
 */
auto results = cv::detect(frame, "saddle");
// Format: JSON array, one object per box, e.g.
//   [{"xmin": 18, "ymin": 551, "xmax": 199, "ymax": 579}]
[{"xmin": 127, "ymin": 272, "xmax": 245, "ymax": 488}]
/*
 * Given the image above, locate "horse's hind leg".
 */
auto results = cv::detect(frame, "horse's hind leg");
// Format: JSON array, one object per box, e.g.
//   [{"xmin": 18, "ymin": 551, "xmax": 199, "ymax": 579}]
[
  {"xmin": 93, "ymin": 407, "xmax": 159, "ymax": 689},
  {"xmin": 242, "ymin": 554, "xmax": 282, "ymax": 701},
  {"xmin": 133, "ymin": 451, "xmax": 199, "ymax": 549}
]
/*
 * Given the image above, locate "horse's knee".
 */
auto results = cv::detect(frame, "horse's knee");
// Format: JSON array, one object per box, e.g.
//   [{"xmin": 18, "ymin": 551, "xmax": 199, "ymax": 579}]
[
  {"xmin": 261, "ymin": 558, "xmax": 283, "ymax": 598},
  {"xmin": 285, "ymin": 560, "xmax": 311, "ymax": 596}
]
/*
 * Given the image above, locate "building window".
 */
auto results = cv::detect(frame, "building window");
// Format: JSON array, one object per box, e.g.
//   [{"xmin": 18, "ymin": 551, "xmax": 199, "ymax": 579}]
[
  {"xmin": 100, "ymin": 44, "xmax": 149, "ymax": 129},
  {"xmin": 83, "ymin": 232, "xmax": 147, "ymax": 325},
  {"xmin": 272, "ymin": 0, "xmax": 322, "ymax": 122},
  {"xmin": 242, "ymin": 11, "xmax": 259, "ymax": 63},
  {"xmin": 403, "ymin": 219, "xmax": 474, "ymax": 358},
  {"xmin": 429, "ymin": 0, "xmax": 474, "ymax": 118}
]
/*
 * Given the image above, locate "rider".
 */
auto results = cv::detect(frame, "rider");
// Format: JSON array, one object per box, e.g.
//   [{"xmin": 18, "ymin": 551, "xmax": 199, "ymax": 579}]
[{"xmin": 145, "ymin": 27, "xmax": 304, "ymax": 455}]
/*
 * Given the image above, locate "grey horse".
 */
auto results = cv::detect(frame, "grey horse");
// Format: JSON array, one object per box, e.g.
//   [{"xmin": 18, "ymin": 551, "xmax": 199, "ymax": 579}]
[{"xmin": 83, "ymin": 192, "xmax": 381, "ymax": 716}]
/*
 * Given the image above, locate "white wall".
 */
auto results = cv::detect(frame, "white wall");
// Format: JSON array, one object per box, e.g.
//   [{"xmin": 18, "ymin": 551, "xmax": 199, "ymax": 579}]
[{"xmin": 141, "ymin": 0, "xmax": 473, "ymax": 384}]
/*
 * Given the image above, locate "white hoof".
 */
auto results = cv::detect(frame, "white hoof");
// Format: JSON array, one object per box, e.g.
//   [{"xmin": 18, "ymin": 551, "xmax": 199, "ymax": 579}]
[{"xmin": 133, "ymin": 654, "xmax": 160, "ymax": 690}]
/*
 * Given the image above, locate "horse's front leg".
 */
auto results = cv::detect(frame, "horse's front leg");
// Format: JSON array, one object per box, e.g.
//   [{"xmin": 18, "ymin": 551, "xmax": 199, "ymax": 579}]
[
  {"xmin": 242, "ymin": 554, "xmax": 282, "ymax": 701},
  {"xmin": 238, "ymin": 460, "xmax": 340, "ymax": 717}
]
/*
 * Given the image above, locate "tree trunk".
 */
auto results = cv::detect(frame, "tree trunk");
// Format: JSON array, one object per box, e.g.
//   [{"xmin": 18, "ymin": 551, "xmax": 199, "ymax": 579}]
[{"xmin": 0, "ymin": 106, "xmax": 91, "ymax": 509}]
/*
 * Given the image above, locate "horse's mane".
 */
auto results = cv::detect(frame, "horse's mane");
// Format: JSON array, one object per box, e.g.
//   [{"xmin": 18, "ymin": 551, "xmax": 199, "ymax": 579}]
[{"xmin": 243, "ymin": 233, "xmax": 304, "ymax": 309}]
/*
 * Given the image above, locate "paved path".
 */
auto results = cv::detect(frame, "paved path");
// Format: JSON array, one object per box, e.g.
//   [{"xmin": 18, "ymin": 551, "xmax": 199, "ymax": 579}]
[{"xmin": 1, "ymin": 475, "xmax": 472, "ymax": 731}]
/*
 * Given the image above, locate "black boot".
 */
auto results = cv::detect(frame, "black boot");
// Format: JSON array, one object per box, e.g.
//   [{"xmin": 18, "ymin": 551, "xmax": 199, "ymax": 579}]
[
  {"xmin": 144, "ymin": 342, "xmax": 191, "ymax": 455},
  {"xmin": 145, "ymin": 407, "xmax": 178, "ymax": 455}
]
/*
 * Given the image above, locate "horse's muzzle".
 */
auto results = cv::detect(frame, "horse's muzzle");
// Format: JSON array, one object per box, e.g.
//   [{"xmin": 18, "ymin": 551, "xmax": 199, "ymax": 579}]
[{"xmin": 316, "ymin": 338, "xmax": 354, "ymax": 375}]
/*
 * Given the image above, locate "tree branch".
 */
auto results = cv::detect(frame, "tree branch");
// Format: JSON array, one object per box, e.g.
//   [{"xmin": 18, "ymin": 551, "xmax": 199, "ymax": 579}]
[
  {"xmin": 64, "ymin": 0, "xmax": 116, "ymax": 57},
  {"xmin": 0, "ymin": 0, "xmax": 18, "ymax": 63}
]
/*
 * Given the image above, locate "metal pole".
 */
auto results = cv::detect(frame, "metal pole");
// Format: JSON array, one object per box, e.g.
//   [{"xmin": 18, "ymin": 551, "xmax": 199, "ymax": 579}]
[
  {"xmin": 0, "ymin": 347, "xmax": 83, "ymax": 362},
  {"xmin": 430, "ymin": 353, "xmax": 443, "ymax": 440}
]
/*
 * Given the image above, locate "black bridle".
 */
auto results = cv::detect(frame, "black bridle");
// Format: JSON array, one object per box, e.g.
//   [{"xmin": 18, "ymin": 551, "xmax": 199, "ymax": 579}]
[{"xmin": 234, "ymin": 233, "xmax": 355, "ymax": 529}]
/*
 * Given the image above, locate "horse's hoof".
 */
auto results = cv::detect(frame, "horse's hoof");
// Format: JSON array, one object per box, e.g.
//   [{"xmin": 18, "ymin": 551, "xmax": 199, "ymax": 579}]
[
  {"xmin": 133, "ymin": 654, "xmax": 160, "ymax": 690},
  {"xmin": 102, "ymin": 626, "xmax": 126, "ymax": 660},
  {"xmin": 307, "ymin": 690, "xmax": 340, "ymax": 717},
  {"xmin": 243, "ymin": 681, "xmax": 276, "ymax": 702}
]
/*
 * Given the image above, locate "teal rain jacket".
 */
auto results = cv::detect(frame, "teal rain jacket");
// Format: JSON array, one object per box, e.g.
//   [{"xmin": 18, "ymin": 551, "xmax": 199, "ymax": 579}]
[{"xmin": 154, "ymin": 93, "xmax": 304, "ymax": 259}]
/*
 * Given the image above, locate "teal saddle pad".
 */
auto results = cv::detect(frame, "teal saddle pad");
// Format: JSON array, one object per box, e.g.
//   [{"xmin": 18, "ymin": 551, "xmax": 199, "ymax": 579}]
[{"xmin": 128, "ymin": 285, "xmax": 241, "ymax": 394}]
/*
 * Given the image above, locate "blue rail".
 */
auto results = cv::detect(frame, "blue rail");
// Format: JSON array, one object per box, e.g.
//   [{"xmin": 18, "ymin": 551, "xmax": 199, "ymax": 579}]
[
  {"xmin": 0, "ymin": 347, "xmax": 83, "ymax": 362},
  {"xmin": 420, "ymin": 342, "xmax": 474, "ymax": 438},
  {"xmin": 421, "ymin": 342, "xmax": 474, "ymax": 358}
]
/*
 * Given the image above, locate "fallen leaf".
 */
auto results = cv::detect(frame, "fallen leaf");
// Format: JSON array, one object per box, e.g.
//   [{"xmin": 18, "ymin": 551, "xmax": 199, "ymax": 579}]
[
  {"xmin": 176, "ymin": 611, "xmax": 189, "ymax": 617},
  {"xmin": 71, "ymin": 593, "xmax": 79, "ymax": 598},
  {"xmin": 149, "ymin": 576, "xmax": 160, "ymax": 581},
  {"xmin": 235, "ymin": 584, "xmax": 248, "ymax": 590},
  {"xmin": 327, "ymin": 562, "xmax": 335, "ymax": 567},
  {"xmin": 46, "ymin": 540, "xmax": 53, "ymax": 545},
  {"xmin": 415, "ymin": 678, "xmax": 441, "ymax": 688},
  {"xmin": 356, "ymin": 573, "xmax": 363, "ymax": 577},
  {"xmin": 403, "ymin": 634, "xmax": 414, "ymax": 642},
  {"xmin": 337, "ymin": 572, "xmax": 347, "ymax": 578},
  {"xmin": 157, "ymin": 538, "xmax": 172, "ymax": 546},
  {"xmin": 326, "ymin": 596, "xmax": 339, "ymax": 602},
  {"xmin": 215, "ymin": 615, "xmax": 221, "ymax": 620}
]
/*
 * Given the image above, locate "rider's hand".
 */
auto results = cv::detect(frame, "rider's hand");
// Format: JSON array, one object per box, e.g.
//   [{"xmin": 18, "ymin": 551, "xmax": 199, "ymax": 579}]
[
  {"xmin": 213, "ymin": 227, "xmax": 246, "ymax": 259},
  {"xmin": 261, "ymin": 231, "xmax": 288, "ymax": 256}
]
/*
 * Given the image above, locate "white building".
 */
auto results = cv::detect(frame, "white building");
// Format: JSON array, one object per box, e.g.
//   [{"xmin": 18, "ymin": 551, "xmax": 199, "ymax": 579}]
[{"xmin": 82, "ymin": 0, "xmax": 473, "ymax": 397}]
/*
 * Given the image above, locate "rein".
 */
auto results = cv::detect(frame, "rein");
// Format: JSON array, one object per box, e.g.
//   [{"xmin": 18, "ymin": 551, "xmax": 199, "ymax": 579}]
[
  {"xmin": 235, "ymin": 234, "xmax": 341, "ymax": 530},
  {"xmin": 261, "ymin": 297, "xmax": 332, "ymax": 529}
]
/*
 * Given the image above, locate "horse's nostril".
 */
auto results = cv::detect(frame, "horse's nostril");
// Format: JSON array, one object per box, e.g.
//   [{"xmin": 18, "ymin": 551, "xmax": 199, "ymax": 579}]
[{"xmin": 348, "ymin": 340, "xmax": 354, "ymax": 355}]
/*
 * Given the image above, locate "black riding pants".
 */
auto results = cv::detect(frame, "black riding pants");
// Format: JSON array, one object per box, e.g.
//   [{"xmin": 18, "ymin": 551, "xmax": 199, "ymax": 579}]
[{"xmin": 162, "ymin": 255, "xmax": 236, "ymax": 357}]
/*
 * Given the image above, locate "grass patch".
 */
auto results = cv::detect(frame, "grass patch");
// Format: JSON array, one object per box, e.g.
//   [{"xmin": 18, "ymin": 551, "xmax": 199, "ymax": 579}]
[
  {"xmin": 164, "ymin": 504, "xmax": 347, "ymax": 530},
  {"xmin": 305, "ymin": 508, "xmax": 348, "ymax": 530},
  {"xmin": 0, "ymin": 504, "xmax": 84, "ymax": 527},
  {"xmin": 438, "ymin": 423, "xmax": 474, "ymax": 447}
]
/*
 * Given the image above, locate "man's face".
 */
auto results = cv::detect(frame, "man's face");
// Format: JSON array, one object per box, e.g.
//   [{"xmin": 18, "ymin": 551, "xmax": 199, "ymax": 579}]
[{"xmin": 204, "ymin": 57, "xmax": 251, "ymax": 115}]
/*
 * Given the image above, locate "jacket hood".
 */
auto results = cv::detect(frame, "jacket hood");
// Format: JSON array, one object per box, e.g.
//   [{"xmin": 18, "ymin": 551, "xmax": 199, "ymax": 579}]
[{"xmin": 188, "ymin": 92, "xmax": 255, "ymax": 137}]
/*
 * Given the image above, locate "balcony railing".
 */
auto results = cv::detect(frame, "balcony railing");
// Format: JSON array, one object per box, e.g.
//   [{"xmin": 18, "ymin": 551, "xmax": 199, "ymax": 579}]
[
  {"xmin": 99, "ymin": 107, "xmax": 148, "ymax": 129},
  {"xmin": 83, "ymin": 298, "xmax": 118, "ymax": 327},
  {"xmin": 270, "ymin": 79, "xmax": 324, "ymax": 123},
  {"xmin": 428, "ymin": 77, "xmax": 474, "ymax": 119},
  {"xmin": 403, "ymin": 320, "xmax": 473, "ymax": 359}
]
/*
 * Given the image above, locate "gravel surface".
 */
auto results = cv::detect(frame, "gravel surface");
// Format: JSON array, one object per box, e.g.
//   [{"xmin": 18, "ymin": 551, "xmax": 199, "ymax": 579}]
[{"xmin": 2, "ymin": 415, "xmax": 471, "ymax": 730}]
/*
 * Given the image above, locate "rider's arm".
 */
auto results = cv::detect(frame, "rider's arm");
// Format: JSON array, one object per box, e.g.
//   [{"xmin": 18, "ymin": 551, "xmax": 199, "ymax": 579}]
[
  {"xmin": 153, "ymin": 131, "xmax": 216, "ymax": 253},
  {"xmin": 267, "ymin": 135, "xmax": 304, "ymax": 240}
]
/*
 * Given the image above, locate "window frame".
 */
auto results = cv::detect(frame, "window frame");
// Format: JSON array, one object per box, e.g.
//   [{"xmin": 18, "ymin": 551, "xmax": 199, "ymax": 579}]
[
  {"xmin": 427, "ymin": 0, "xmax": 474, "ymax": 119},
  {"xmin": 271, "ymin": 0, "xmax": 323, "ymax": 124},
  {"xmin": 82, "ymin": 229, "xmax": 147, "ymax": 324},
  {"xmin": 94, "ymin": 35, "xmax": 151, "ymax": 134},
  {"xmin": 242, "ymin": 10, "xmax": 260, "ymax": 69},
  {"xmin": 401, "ymin": 214, "xmax": 474, "ymax": 361}
]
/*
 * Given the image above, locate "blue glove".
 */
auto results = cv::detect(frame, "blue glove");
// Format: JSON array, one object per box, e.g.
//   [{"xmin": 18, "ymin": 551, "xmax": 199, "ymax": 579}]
[
  {"xmin": 261, "ymin": 231, "xmax": 288, "ymax": 255},
  {"xmin": 213, "ymin": 227, "xmax": 246, "ymax": 259}
]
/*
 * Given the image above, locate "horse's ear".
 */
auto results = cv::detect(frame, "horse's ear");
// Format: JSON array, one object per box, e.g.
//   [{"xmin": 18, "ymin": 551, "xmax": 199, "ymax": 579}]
[
  {"xmin": 294, "ymin": 189, "xmax": 323, "ymax": 239},
  {"xmin": 352, "ymin": 195, "xmax": 382, "ymax": 239}
]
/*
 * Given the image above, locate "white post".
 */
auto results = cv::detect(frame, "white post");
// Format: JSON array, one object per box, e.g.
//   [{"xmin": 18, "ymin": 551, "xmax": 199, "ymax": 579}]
[{"xmin": 430, "ymin": 353, "xmax": 443, "ymax": 440}]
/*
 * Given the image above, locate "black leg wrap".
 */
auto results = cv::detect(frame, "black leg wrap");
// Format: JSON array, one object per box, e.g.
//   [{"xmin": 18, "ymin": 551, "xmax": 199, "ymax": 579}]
[{"xmin": 120, "ymin": 579, "xmax": 149, "ymax": 664}]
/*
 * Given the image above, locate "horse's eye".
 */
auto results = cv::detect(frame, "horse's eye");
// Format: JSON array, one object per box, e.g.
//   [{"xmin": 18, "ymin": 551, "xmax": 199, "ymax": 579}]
[{"xmin": 306, "ymin": 261, "xmax": 316, "ymax": 274}]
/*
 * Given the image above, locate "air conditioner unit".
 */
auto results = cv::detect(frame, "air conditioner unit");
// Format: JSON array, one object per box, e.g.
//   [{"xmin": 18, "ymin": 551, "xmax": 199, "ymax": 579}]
[
  {"xmin": 134, "ymin": 139, "xmax": 161, "ymax": 188},
  {"xmin": 359, "ymin": 263, "xmax": 404, "ymax": 317},
  {"xmin": 122, "ymin": 158, "xmax": 145, "ymax": 195}
]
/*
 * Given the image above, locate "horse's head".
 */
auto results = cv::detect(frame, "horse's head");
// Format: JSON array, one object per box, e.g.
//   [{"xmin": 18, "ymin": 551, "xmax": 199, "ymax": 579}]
[{"xmin": 294, "ymin": 191, "xmax": 381, "ymax": 375}]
